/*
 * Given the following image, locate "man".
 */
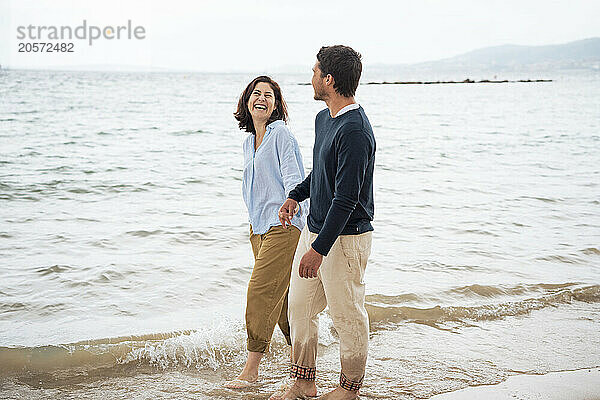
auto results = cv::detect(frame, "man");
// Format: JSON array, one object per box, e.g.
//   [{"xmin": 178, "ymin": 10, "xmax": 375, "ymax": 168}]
[{"xmin": 273, "ymin": 45, "xmax": 376, "ymax": 400}]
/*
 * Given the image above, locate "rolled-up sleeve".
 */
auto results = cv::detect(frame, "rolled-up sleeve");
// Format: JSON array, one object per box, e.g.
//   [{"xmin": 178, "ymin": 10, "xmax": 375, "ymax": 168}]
[{"xmin": 275, "ymin": 128, "xmax": 305, "ymax": 197}]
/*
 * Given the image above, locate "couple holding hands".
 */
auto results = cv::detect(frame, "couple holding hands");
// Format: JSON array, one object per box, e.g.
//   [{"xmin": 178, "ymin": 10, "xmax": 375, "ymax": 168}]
[{"xmin": 228, "ymin": 45, "xmax": 376, "ymax": 400}]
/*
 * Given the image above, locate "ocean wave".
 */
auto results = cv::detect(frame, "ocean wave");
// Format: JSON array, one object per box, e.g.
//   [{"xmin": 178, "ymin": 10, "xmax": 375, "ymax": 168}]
[
  {"xmin": 123, "ymin": 229, "xmax": 223, "ymax": 245},
  {"xmin": 126, "ymin": 229, "xmax": 164, "ymax": 238},
  {"xmin": 0, "ymin": 315, "xmax": 338, "ymax": 379},
  {"xmin": 35, "ymin": 264, "xmax": 74, "ymax": 276},
  {"xmin": 0, "ymin": 181, "xmax": 156, "ymax": 201},
  {"xmin": 119, "ymin": 321, "xmax": 246, "ymax": 371},
  {"xmin": 365, "ymin": 284, "xmax": 600, "ymax": 327},
  {"xmin": 535, "ymin": 254, "xmax": 587, "ymax": 264},
  {"xmin": 2, "ymin": 285, "xmax": 598, "ymax": 379},
  {"xmin": 0, "ymin": 327, "xmax": 238, "ymax": 378},
  {"xmin": 443, "ymin": 282, "xmax": 580, "ymax": 298},
  {"xmin": 365, "ymin": 282, "xmax": 583, "ymax": 305},
  {"xmin": 581, "ymin": 247, "xmax": 600, "ymax": 256},
  {"xmin": 92, "ymin": 183, "xmax": 149, "ymax": 193},
  {"xmin": 169, "ymin": 129, "xmax": 207, "ymax": 136}
]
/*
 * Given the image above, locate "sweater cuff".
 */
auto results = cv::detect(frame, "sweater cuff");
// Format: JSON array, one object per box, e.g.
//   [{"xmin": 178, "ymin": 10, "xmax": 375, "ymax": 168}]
[
  {"xmin": 311, "ymin": 237, "xmax": 331, "ymax": 257},
  {"xmin": 288, "ymin": 191, "xmax": 304, "ymax": 203}
]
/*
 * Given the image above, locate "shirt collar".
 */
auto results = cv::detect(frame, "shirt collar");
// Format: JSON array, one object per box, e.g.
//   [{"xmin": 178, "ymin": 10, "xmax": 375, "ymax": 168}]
[
  {"xmin": 331, "ymin": 103, "xmax": 360, "ymax": 118},
  {"xmin": 266, "ymin": 119, "xmax": 285, "ymax": 130}
]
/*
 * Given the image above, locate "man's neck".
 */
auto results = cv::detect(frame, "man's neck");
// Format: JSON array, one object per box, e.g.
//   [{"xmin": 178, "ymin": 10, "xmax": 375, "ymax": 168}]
[{"xmin": 326, "ymin": 96, "xmax": 356, "ymax": 118}]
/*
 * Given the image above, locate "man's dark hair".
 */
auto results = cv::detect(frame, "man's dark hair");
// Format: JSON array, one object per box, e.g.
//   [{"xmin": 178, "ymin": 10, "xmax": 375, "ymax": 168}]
[
  {"xmin": 317, "ymin": 45, "xmax": 362, "ymax": 97},
  {"xmin": 234, "ymin": 75, "xmax": 288, "ymax": 133}
]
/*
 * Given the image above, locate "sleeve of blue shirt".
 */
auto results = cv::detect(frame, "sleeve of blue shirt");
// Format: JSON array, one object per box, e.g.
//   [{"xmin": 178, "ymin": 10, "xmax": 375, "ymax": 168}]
[
  {"xmin": 275, "ymin": 128, "xmax": 305, "ymax": 197},
  {"xmin": 311, "ymin": 127, "xmax": 373, "ymax": 256}
]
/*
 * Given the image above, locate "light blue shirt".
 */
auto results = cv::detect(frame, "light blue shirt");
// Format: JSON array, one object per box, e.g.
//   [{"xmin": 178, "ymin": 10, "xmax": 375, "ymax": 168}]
[{"xmin": 242, "ymin": 120, "xmax": 307, "ymax": 234}]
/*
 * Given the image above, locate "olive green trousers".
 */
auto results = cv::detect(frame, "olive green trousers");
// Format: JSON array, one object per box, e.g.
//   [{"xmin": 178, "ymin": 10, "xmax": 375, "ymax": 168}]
[{"xmin": 246, "ymin": 224, "xmax": 301, "ymax": 353}]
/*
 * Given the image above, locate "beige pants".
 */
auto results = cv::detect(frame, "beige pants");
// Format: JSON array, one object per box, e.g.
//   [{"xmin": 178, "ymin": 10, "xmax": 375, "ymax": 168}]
[
  {"xmin": 288, "ymin": 226, "xmax": 372, "ymax": 391},
  {"xmin": 246, "ymin": 225, "xmax": 301, "ymax": 353}
]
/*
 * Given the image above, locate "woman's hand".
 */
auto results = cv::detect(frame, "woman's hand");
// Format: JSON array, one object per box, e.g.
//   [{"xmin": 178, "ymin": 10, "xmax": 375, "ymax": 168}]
[{"xmin": 278, "ymin": 198, "xmax": 298, "ymax": 228}]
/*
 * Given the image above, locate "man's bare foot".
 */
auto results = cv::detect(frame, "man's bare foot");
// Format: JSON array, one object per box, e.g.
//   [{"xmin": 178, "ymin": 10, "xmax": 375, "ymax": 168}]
[
  {"xmin": 269, "ymin": 379, "xmax": 318, "ymax": 399},
  {"xmin": 316, "ymin": 386, "xmax": 358, "ymax": 399}
]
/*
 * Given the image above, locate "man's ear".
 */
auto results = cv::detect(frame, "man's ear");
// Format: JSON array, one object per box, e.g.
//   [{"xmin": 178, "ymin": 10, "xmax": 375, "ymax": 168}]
[{"xmin": 325, "ymin": 74, "xmax": 334, "ymax": 86}]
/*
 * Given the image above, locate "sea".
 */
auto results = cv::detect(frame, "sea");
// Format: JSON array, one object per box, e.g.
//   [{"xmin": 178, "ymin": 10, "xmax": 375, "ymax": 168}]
[{"xmin": 0, "ymin": 68, "xmax": 599, "ymax": 399}]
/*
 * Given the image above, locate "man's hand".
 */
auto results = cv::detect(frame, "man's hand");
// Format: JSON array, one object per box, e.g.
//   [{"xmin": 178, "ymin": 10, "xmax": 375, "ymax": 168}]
[
  {"xmin": 299, "ymin": 247, "xmax": 323, "ymax": 278},
  {"xmin": 278, "ymin": 198, "xmax": 298, "ymax": 228}
]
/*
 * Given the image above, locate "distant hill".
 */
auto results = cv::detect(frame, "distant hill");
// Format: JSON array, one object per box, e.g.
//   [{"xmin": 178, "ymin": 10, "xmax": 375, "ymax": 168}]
[
  {"xmin": 366, "ymin": 38, "xmax": 600, "ymax": 79},
  {"xmin": 413, "ymin": 38, "xmax": 600, "ymax": 71},
  {"xmin": 428, "ymin": 37, "xmax": 600, "ymax": 70}
]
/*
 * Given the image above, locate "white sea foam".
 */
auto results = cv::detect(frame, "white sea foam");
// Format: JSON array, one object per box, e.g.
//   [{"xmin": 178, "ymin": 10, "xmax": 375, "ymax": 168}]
[{"xmin": 118, "ymin": 317, "xmax": 247, "ymax": 370}]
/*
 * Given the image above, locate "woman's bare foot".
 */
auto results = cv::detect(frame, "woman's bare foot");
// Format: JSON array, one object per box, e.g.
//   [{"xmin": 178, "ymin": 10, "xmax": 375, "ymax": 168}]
[{"xmin": 224, "ymin": 351, "xmax": 263, "ymax": 389}]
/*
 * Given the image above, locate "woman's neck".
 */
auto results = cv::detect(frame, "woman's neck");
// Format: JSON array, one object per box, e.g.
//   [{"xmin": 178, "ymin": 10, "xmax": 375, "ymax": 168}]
[{"xmin": 254, "ymin": 120, "xmax": 267, "ymax": 138}]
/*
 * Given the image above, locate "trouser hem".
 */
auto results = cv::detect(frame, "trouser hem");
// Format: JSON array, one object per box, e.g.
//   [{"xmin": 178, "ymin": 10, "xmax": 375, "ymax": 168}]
[
  {"xmin": 340, "ymin": 372, "xmax": 363, "ymax": 391},
  {"xmin": 290, "ymin": 364, "xmax": 316, "ymax": 381},
  {"xmin": 247, "ymin": 339, "xmax": 269, "ymax": 353}
]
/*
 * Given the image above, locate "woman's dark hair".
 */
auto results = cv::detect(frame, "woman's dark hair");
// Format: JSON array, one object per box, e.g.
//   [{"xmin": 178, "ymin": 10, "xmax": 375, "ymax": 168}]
[
  {"xmin": 316, "ymin": 45, "xmax": 362, "ymax": 97},
  {"xmin": 234, "ymin": 76, "xmax": 288, "ymax": 133}
]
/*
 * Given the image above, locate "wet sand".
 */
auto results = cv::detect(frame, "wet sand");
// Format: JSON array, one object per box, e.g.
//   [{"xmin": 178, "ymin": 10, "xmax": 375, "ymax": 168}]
[{"xmin": 431, "ymin": 368, "xmax": 600, "ymax": 400}]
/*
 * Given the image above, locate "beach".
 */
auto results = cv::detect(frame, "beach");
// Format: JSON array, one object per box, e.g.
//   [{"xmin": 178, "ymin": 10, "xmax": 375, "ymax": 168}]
[
  {"xmin": 1, "ymin": 68, "xmax": 599, "ymax": 399},
  {"xmin": 432, "ymin": 368, "xmax": 600, "ymax": 400}
]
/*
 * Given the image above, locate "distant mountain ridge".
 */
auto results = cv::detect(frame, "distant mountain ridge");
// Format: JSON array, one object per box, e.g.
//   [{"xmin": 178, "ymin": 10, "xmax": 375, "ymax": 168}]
[
  {"xmin": 416, "ymin": 37, "xmax": 600, "ymax": 72},
  {"xmin": 433, "ymin": 37, "xmax": 600, "ymax": 67},
  {"xmin": 365, "ymin": 38, "xmax": 600, "ymax": 78}
]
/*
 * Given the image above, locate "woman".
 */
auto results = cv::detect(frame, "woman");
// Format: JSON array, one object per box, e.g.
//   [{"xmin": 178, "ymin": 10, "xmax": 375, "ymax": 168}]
[{"xmin": 225, "ymin": 76, "xmax": 306, "ymax": 388}]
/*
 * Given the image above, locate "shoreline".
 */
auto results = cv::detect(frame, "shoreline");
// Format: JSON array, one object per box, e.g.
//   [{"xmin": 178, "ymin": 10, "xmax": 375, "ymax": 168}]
[{"xmin": 431, "ymin": 367, "xmax": 600, "ymax": 400}]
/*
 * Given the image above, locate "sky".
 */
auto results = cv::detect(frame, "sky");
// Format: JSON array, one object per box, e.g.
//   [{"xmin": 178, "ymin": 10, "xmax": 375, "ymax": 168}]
[{"xmin": 1, "ymin": 0, "xmax": 599, "ymax": 72}]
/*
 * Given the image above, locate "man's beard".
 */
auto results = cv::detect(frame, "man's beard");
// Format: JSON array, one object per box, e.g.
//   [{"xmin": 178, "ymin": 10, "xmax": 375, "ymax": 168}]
[{"xmin": 313, "ymin": 88, "xmax": 326, "ymax": 101}]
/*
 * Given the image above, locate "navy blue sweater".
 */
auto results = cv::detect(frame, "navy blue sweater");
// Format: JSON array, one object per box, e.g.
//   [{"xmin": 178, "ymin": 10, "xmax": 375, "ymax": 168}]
[{"xmin": 289, "ymin": 106, "xmax": 375, "ymax": 256}]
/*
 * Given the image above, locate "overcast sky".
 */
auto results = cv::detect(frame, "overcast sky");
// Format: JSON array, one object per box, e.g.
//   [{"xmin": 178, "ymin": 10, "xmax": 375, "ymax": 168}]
[{"xmin": 1, "ymin": 0, "xmax": 599, "ymax": 72}]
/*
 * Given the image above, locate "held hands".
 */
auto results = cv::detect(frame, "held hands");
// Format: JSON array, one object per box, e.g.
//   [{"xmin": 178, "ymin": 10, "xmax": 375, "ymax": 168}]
[
  {"xmin": 278, "ymin": 198, "xmax": 321, "ymax": 278},
  {"xmin": 278, "ymin": 198, "xmax": 322, "ymax": 279},
  {"xmin": 298, "ymin": 247, "xmax": 323, "ymax": 278},
  {"xmin": 278, "ymin": 198, "xmax": 299, "ymax": 228}
]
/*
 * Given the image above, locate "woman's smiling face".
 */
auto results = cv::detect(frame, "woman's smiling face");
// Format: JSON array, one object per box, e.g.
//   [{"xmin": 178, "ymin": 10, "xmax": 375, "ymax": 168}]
[{"xmin": 247, "ymin": 81, "xmax": 276, "ymax": 122}]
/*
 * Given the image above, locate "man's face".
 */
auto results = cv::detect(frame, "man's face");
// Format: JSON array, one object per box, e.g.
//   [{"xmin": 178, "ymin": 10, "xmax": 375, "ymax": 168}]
[{"xmin": 311, "ymin": 61, "xmax": 327, "ymax": 101}]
